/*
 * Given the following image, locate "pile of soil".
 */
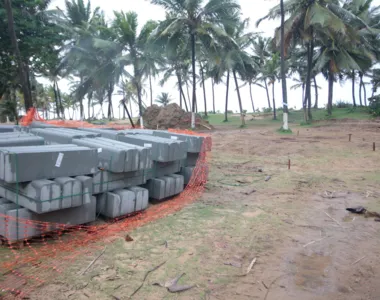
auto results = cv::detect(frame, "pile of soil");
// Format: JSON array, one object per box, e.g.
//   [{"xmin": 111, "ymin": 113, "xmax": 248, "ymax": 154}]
[{"xmin": 140, "ymin": 103, "xmax": 212, "ymax": 130}]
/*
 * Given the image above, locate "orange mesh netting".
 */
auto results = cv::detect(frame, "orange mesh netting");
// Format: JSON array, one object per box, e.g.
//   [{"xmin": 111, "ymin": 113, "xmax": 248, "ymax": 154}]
[{"xmin": 0, "ymin": 108, "xmax": 211, "ymax": 299}]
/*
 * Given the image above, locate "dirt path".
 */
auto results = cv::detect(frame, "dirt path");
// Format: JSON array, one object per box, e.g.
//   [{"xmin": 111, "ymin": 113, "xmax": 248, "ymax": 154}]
[{"xmin": 30, "ymin": 121, "xmax": 380, "ymax": 300}]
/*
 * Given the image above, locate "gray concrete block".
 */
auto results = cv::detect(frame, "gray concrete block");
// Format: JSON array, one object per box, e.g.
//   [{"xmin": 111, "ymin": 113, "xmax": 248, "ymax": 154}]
[
  {"xmin": 162, "ymin": 176, "xmax": 175, "ymax": 198},
  {"xmin": 0, "ymin": 125, "xmax": 15, "ymax": 133},
  {"xmin": 92, "ymin": 170, "xmax": 147, "ymax": 195},
  {"xmin": 80, "ymin": 128, "xmax": 125, "ymax": 140},
  {"xmin": 0, "ymin": 179, "xmax": 61, "ymax": 213},
  {"xmin": 75, "ymin": 176, "xmax": 93, "ymax": 204},
  {"xmin": 144, "ymin": 178, "xmax": 166, "ymax": 200},
  {"xmin": 118, "ymin": 133, "xmax": 187, "ymax": 162},
  {"xmin": 149, "ymin": 160, "xmax": 181, "ymax": 179},
  {"xmin": 96, "ymin": 190, "xmax": 137, "ymax": 219},
  {"xmin": 0, "ymin": 204, "xmax": 37, "ymax": 242},
  {"xmin": 179, "ymin": 167, "xmax": 194, "ymax": 184},
  {"xmin": 0, "ymin": 196, "xmax": 97, "ymax": 242},
  {"xmin": 169, "ymin": 174, "xmax": 185, "ymax": 195},
  {"xmin": 128, "ymin": 187, "xmax": 149, "ymax": 211},
  {"xmin": 185, "ymin": 153, "xmax": 200, "ymax": 167},
  {"xmin": 152, "ymin": 131, "xmax": 203, "ymax": 153},
  {"xmin": 30, "ymin": 128, "xmax": 100, "ymax": 144},
  {"xmin": 54, "ymin": 177, "xmax": 82, "ymax": 209},
  {"xmin": 0, "ymin": 145, "xmax": 98, "ymax": 183},
  {"xmin": 0, "ymin": 135, "xmax": 45, "ymax": 147}
]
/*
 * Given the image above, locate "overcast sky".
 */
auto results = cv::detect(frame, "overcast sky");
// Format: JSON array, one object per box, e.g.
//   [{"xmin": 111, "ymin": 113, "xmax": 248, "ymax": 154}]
[{"xmin": 45, "ymin": 0, "xmax": 369, "ymax": 118}]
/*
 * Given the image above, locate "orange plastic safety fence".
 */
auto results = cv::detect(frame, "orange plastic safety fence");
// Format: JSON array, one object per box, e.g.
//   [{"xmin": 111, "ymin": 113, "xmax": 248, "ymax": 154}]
[
  {"xmin": 20, "ymin": 107, "xmax": 138, "ymax": 130},
  {"xmin": 0, "ymin": 110, "xmax": 211, "ymax": 299}
]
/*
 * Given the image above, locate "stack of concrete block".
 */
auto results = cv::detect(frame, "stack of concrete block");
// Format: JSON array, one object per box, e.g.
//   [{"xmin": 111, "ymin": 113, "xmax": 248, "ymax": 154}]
[
  {"xmin": 30, "ymin": 128, "xmax": 100, "ymax": 144},
  {"xmin": 96, "ymin": 186, "xmax": 149, "ymax": 218},
  {"xmin": 0, "ymin": 143, "xmax": 99, "ymax": 242},
  {"xmin": 81, "ymin": 129, "xmax": 187, "ymax": 201},
  {"xmin": 0, "ymin": 132, "xmax": 45, "ymax": 147},
  {"xmin": 0, "ymin": 196, "xmax": 97, "ymax": 243}
]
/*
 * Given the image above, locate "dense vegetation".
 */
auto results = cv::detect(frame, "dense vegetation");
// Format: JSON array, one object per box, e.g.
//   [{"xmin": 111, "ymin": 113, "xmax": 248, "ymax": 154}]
[{"xmin": 1, "ymin": 0, "xmax": 380, "ymax": 126}]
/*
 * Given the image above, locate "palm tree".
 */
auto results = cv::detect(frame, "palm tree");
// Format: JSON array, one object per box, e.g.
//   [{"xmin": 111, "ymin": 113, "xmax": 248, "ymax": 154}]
[
  {"xmin": 4, "ymin": 0, "xmax": 33, "ymax": 111},
  {"xmin": 279, "ymin": 0, "xmax": 289, "ymax": 129},
  {"xmin": 258, "ymin": 0, "xmax": 374, "ymax": 117},
  {"xmin": 261, "ymin": 53, "xmax": 280, "ymax": 120},
  {"xmin": 252, "ymin": 36, "xmax": 272, "ymax": 109},
  {"xmin": 155, "ymin": 92, "xmax": 172, "ymax": 107},
  {"xmin": 151, "ymin": 0, "xmax": 241, "ymax": 128},
  {"xmin": 112, "ymin": 11, "xmax": 157, "ymax": 125}
]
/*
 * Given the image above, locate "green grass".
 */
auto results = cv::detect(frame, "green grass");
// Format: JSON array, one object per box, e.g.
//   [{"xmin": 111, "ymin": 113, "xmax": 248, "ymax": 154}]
[{"xmin": 207, "ymin": 107, "xmax": 371, "ymax": 127}]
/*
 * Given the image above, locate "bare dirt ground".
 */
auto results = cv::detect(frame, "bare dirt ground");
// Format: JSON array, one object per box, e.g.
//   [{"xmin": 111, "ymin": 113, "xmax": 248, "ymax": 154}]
[{"xmin": 30, "ymin": 120, "xmax": 380, "ymax": 300}]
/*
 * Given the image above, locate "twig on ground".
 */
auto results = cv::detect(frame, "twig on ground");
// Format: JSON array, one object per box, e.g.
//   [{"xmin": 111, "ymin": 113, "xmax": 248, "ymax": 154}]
[
  {"xmin": 130, "ymin": 260, "xmax": 167, "ymax": 298},
  {"xmin": 80, "ymin": 246, "xmax": 107, "ymax": 275},
  {"xmin": 303, "ymin": 236, "xmax": 328, "ymax": 248},
  {"xmin": 264, "ymin": 275, "xmax": 285, "ymax": 300},
  {"xmin": 323, "ymin": 211, "xmax": 342, "ymax": 227},
  {"xmin": 262, "ymin": 281, "xmax": 269, "ymax": 289},
  {"xmin": 352, "ymin": 256, "xmax": 366, "ymax": 265},
  {"xmin": 237, "ymin": 257, "xmax": 257, "ymax": 277}
]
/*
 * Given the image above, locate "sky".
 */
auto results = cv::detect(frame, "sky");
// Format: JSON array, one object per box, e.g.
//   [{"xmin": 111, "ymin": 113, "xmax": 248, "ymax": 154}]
[{"xmin": 44, "ymin": 0, "xmax": 371, "ymax": 119}]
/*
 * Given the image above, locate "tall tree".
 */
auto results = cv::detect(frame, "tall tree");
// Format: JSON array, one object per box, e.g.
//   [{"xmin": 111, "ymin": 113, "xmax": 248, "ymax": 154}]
[
  {"xmin": 152, "ymin": 0, "xmax": 240, "ymax": 128},
  {"xmin": 279, "ymin": 0, "xmax": 289, "ymax": 129}
]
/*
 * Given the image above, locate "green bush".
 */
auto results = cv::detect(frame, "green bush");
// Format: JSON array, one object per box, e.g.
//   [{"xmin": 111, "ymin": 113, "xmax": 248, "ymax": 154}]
[
  {"xmin": 263, "ymin": 107, "xmax": 272, "ymax": 113},
  {"xmin": 369, "ymin": 95, "xmax": 380, "ymax": 117},
  {"xmin": 334, "ymin": 100, "xmax": 352, "ymax": 108}
]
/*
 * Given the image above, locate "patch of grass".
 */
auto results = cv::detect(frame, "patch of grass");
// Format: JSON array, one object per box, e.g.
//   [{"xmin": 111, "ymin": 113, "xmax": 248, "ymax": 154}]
[{"xmin": 277, "ymin": 127, "xmax": 293, "ymax": 134}]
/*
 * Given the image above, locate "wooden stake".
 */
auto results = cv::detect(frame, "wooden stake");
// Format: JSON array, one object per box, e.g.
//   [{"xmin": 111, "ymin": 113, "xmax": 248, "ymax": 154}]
[
  {"xmin": 297, "ymin": 130, "xmax": 299, "ymax": 136},
  {"xmin": 373, "ymin": 142, "xmax": 376, "ymax": 152},
  {"xmin": 288, "ymin": 159, "xmax": 291, "ymax": 170},
  {"xmin": 348, "ymin": 134, "xmax": 352, "ymax": 142}
]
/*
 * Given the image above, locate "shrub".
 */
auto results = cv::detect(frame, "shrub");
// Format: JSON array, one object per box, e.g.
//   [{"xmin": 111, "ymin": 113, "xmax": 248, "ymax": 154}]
[
  {"xmin": 369, "ymin": 95, "xmax": 380, "ymax": 117},
  {"xmin": 227, "ymin": 110, "xmax": 234, "ymax": 114},
  {"xmin": 263, "ymin": 107, "xmax": 272, "ymax": 113},
  {"xmin": 334, "ymin": 100, "xmax": 352, "ymax": 108}
]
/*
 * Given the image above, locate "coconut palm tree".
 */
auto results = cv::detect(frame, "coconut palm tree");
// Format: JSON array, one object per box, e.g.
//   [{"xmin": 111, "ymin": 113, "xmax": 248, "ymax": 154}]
[
  {"xmin": 252, "ymin": 36, "xmax": 272, "ymax": 109},
  {"xmin": 155, "ymin": 92, "xmax": 172, "ymax": 107},
  {"xmin": 261, "ymin": 53, "xmax": 280, "ymax": 120},
  {"xmin": 112, "ymin": 11, "xmax": 158, "ymax": 125},
  {"xmin": 151, "ymin": 0, "xmax": 241, "ymax": 128},
  {"xmin": 257, "ymin": 0, "xmax": 374, "ymax": 117}
]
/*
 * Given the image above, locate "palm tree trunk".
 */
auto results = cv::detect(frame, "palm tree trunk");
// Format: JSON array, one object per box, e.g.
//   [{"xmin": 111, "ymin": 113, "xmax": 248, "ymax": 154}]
[
  {"xmin": 233, "ymin": 70, "xmax": 245, "ymax": 127},
  {"xmin": 224, "ymin": 71, "xmax": 230, "ymax": 122},
  {"xmin": 306, "ymin": 32, "xmax": 314, "ymax": 121},
  {"xmin": 359, "ymin": 73, "xmax": 363, "ymax": 106},
  {"xmin": 363, "ymin": 81, "xmax": 367, "ymax": 106},
  {"xmin": 280, "ymin": 0, "xmax": 289, "ymax": 129},
  {"xmin": 249, "ymin": 82, "xmax": 255, "ymax": 112},
  {"xmin": 264, "ymin": 80, "xmax": 271, "ymax": 108},
  {"xmin": 56, "ymin": 82, "xmax": 65, "ymax": 119},
  {"xmin": 121, "ymin": 100, "xmax": 135, "ymax": 128},
  {"xmin": 272, "ymin": 80, "xmax": 277, "ymax": 120},
  {"xmin": 302, "ymin": 83, "xmax": 307, "ymax": 123},
  {"xmin": 53, "ymin": 82, "xmax": 60, "ymax": 118},
  {"xmin": 190, "ymin": 32, "xmax": 197, "ymax": 128},
  {"xmin": 212, "ymin": 78, "xmax": 215, "ymax": 114},
  {"xmin": 88, "ymin": 94, "xmax": 92, "ymax": 120},
  {"xmin": 352, "ymin": 71, "xmax": 356, "ymax": 107},
  {"xmin": 107, "ymin": 83, "xmax": 113, "ymax": 120},
  {"xmin": 186, "ymin": 81, "xmax": 191, "ymax": 111},
  {"xmin": 328, "ymin": 68, "xmax": 334, "ymax": 115},
  {"xmin": 200, "ymin": 62, "xmax": 207, "ymax": 117},
  {"xmin": 149, "ymin": 72, "xmax": 153, "ymax": 107},
  {"xmin": 313, "ymin": 76, "xmax": 318, "ymax": 108},
  {"xmin": 177, "ymin": 75, "xmax": 188, "ymax": 112},
  {"xmin": 4, "ymin": 0, "xmax": 33, "ymax": 112},
  {"xmin": 179, "ymin": 87, "xmax": 182, "ymax": 109}
]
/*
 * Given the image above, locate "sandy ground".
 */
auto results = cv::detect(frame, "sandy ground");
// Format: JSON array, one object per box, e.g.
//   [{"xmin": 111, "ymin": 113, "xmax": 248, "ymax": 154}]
[{"xmin": 28, "ymin": 119, "xmax": 380, "ymax": 300}]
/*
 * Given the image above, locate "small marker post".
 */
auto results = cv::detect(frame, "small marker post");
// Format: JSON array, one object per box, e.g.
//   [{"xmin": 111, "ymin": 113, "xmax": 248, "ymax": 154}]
[
  {"xmin": 288, "ymin": 159, "xmax": 291, "ymax": 170},
  {"xmin": 349, "ymin": 134, "xmax": 352, "ymax": 142},
  {"xmin": 373, "ymin": 142, "xmax": 376, "ymax": 152}
]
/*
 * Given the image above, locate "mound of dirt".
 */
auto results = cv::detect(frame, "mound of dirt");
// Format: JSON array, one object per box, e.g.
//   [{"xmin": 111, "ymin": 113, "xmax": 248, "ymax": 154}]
[{"xmin": 140, "ymin": 103, "xmax": 213, "ymax": 130}]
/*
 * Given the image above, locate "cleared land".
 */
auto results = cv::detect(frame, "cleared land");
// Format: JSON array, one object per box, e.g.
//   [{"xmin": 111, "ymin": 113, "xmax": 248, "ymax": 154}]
[{"xmin": 17, "ymin": 110, "xmax": 380, "ymax": 299}]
